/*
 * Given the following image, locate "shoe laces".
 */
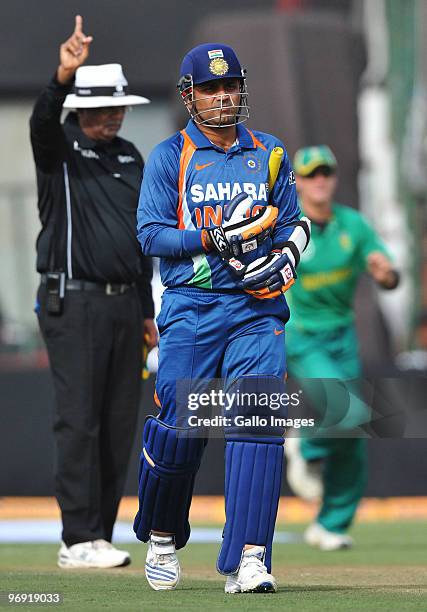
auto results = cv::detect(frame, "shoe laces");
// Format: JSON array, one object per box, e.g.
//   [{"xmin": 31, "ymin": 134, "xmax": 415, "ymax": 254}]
[
  {"xmin": 242, "ymin": 554, "xmax": 267, "ymax": 577},
  {"xmin": 153, "ymin": 551, "xmax": 175, "ymax": 565},
  {"xmin": 150, "ymin": 540, "xmax": 176, "ymax": 565}
]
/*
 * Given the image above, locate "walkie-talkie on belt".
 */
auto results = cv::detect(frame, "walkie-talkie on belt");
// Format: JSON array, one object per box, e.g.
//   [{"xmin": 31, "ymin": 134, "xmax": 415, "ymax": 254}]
[{"xmin": 46, "ymin": 272, "xmax": 66, "ymax": 315}]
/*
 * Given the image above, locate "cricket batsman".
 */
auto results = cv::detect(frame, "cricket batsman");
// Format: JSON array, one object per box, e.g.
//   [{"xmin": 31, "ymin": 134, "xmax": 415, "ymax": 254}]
[
  {"xmin": 133, "ymin": 43, "xmax": 310, "ymax": 592},
  {"xmin": 285, "ymin": 146, "xmax": 399, "ymax": 550}
]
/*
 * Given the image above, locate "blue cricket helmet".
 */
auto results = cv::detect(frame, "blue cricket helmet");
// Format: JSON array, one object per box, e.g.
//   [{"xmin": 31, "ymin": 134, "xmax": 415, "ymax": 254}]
[{"xmin": 179, "ymin": 43, "xmax": 245, "ymax": 85}]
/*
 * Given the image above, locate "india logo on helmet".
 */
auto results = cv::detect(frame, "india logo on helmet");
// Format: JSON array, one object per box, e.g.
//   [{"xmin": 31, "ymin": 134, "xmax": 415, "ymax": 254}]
[{"xmin": 209, "ymin": 58, "xmax": 229, "ymax": 76}]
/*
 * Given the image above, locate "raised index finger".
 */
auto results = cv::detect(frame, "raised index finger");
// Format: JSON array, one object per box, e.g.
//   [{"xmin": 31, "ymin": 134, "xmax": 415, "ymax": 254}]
[{"xmin": 74, "ymin": 14, "xmax": 83, "ymax": 34}]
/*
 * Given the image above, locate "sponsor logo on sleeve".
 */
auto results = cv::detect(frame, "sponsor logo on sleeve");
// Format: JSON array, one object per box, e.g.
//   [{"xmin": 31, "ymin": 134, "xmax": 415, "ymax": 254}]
[{"xmin": 117, "ymin": 155, "xmax": 136, "ymax": 164}]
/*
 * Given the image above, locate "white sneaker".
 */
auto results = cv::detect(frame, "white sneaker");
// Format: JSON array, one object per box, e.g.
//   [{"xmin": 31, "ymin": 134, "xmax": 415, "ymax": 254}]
[
  {"xmin": 304, "ymin": 523, "xmax": 354, "ymax": 551},
  {"xmin": 225, "ymin": 546, "xmax": 277, "ymax": 594},
  {"xmin": 58, "ymin": 539, "xmax": 130, "ymax": 568},
  {"xmin": 285, "ymin": 436, "xmax": 323, "ymax": 501},
  {"xmin": 145, "ymin": 534, "xmax": 180, "ymax": 591}
]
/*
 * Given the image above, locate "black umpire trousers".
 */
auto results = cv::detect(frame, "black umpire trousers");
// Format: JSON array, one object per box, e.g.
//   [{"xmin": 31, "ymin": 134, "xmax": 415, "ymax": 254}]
[{"xmin": 37, "ymin": 283, "xmax": 143, "ymax": 546}]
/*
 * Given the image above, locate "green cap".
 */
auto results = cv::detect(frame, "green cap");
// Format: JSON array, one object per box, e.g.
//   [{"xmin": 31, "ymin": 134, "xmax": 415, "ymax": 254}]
[{"xmin": 293, "ymin": 145, "xmax": 337, "ymax": 177}]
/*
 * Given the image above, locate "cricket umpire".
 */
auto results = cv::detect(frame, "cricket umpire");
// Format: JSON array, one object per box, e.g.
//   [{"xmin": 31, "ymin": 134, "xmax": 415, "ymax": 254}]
[{"xmin": 30, "ymin": 16, "xmax": 156, "ymax": 568}]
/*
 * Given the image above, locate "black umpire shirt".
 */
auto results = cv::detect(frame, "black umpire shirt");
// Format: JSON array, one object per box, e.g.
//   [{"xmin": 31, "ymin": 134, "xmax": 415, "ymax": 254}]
[{"xmin": 30, "ymin": 75, "xmax": 154, "ymax": 318}]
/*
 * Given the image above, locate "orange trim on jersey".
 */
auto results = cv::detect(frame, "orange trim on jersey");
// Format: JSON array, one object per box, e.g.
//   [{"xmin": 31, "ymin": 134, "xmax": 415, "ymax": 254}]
[
  {"xmin": 153, "ymin": 389, "xmax": 162, "ymax": 408},
  {"xmin": 178, "ymin": 130, "xmax": 197, "ymax": 229},
  {"xmin": 247, "ymin": 129, "xmax": 267, "ymax": 151}
]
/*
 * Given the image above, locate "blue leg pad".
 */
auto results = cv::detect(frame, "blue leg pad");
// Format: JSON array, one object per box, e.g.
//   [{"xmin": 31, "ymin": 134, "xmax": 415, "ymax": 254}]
[
  {"xmin": 217, "ymin": 440, "xmax": 284, "ymax": 574},
  {"xmin": 133, "ymin": 416, "xmax": 206, "ymax": 549}
]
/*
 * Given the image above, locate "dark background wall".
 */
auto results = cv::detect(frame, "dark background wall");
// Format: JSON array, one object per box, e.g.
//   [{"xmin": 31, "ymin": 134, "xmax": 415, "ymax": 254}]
[
  {"xmin": 1, "ymin": 370, "xmax": 426, "ymax": 497},
  {"xmin": 0, "ymin": 1, "xmax": 355, "ymax": 96},
  {"xmin": 0, "ymin": 0, "xmax": 275, "ymax": 96}
]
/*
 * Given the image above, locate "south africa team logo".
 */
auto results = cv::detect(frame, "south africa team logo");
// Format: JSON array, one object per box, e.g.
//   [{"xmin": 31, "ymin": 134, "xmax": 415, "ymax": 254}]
[
  {"xmin": 339, "ymin": 233, "xmax": 352, "ymax": 251},
  {"xmin": 209, "ymin": 58, "xmax": 229, "ymax": 76}
]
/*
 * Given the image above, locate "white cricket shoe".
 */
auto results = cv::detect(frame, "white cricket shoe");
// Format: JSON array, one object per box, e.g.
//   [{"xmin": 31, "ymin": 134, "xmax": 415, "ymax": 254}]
[
  {"xmin": 58, "ymin": 539, "xmax": 130, "ymax": 568},
  {"xmin": 225, "ymin": 546, "xmax": 277, "ymax": 594},
  {"xmin": 285, "ymin": 436, "xmax": 323, "ymax": 501},
  {"xmin": 304, "ymin": 522, "xmax": 354, "ymax": 551},
  {"xmin": 145, "ymin": 534, "xmax": 180, "ymax": 591}
]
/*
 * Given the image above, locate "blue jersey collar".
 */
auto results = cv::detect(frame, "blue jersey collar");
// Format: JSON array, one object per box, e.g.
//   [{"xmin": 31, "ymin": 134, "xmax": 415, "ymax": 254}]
[{"xmin": 184, "ymin": 119, "xmax": 255, "ymax": 150}]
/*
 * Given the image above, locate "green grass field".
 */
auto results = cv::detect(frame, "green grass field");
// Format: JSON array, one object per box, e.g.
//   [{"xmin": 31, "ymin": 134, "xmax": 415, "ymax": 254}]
[{"xmin": 1, "ymin": 522, "xmax": 426, "ymax": 611}]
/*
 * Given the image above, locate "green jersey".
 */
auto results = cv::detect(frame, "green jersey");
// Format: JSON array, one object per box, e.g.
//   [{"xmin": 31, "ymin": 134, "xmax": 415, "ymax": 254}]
[{"xmin": 287, "ymin": 203, "xmax": 389, "ymax": 332}]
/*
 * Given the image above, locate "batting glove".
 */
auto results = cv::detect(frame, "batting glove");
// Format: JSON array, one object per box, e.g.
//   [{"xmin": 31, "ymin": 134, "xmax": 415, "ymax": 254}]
[
  {"xmin": 240, "ymin": 250, "xmax": 297, "ymax": 299},
  {"xmin": 201, "ymin": 192, "xmax": 278, "ymax": 266}
]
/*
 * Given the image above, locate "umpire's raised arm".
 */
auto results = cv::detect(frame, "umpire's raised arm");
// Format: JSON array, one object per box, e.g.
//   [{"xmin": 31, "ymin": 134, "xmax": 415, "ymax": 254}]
[{"xmin": 30, "ymin": 16, "xmax": 93, "ymax": 171}]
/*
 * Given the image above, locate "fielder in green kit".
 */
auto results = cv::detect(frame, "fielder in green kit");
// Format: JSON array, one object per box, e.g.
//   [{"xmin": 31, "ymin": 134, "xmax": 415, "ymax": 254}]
[{"xmin": 285, "ymin": 145, "xmax": 399, "ymax": 550}]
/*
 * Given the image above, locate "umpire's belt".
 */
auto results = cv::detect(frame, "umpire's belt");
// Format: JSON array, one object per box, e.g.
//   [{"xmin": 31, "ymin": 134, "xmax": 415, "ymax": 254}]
[{"xmin": 41, "ymin": 274, "xmax": 133, "ymax": 296}]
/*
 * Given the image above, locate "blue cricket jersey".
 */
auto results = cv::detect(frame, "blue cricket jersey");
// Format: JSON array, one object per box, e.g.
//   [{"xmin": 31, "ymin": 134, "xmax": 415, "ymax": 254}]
[{"xmin": 137, "ymin": 119, "xmax": 300, "ymax": 290}]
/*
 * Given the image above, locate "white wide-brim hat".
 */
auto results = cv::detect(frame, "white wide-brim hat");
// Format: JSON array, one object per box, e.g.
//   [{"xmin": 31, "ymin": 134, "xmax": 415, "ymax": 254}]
[{"xmin": 63, "ymin": 63, "xmax": 150, "ymax": 109}]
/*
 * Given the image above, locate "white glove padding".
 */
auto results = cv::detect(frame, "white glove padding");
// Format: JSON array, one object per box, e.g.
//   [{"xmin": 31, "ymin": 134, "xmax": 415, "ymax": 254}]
[
  {"xmin": 146, "ymin": 346, "xmax": 159, "ymax": 374},
  {"xmin": 205, "ymin": 192, "xmax": 278, "ymax": 261},
  {"xmin": 241, "ymin": 250, "xmax": 297, "ymax": 299},
  {"xmin": 277, "ymin": 216, "xmax": 311, "ymax": 267}
]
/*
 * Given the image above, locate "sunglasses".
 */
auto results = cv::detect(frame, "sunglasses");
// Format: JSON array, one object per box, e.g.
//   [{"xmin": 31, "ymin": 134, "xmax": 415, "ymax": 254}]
[{"xmin": 305, "ymin": 166, "xmax": 335, "ymax": 179}]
